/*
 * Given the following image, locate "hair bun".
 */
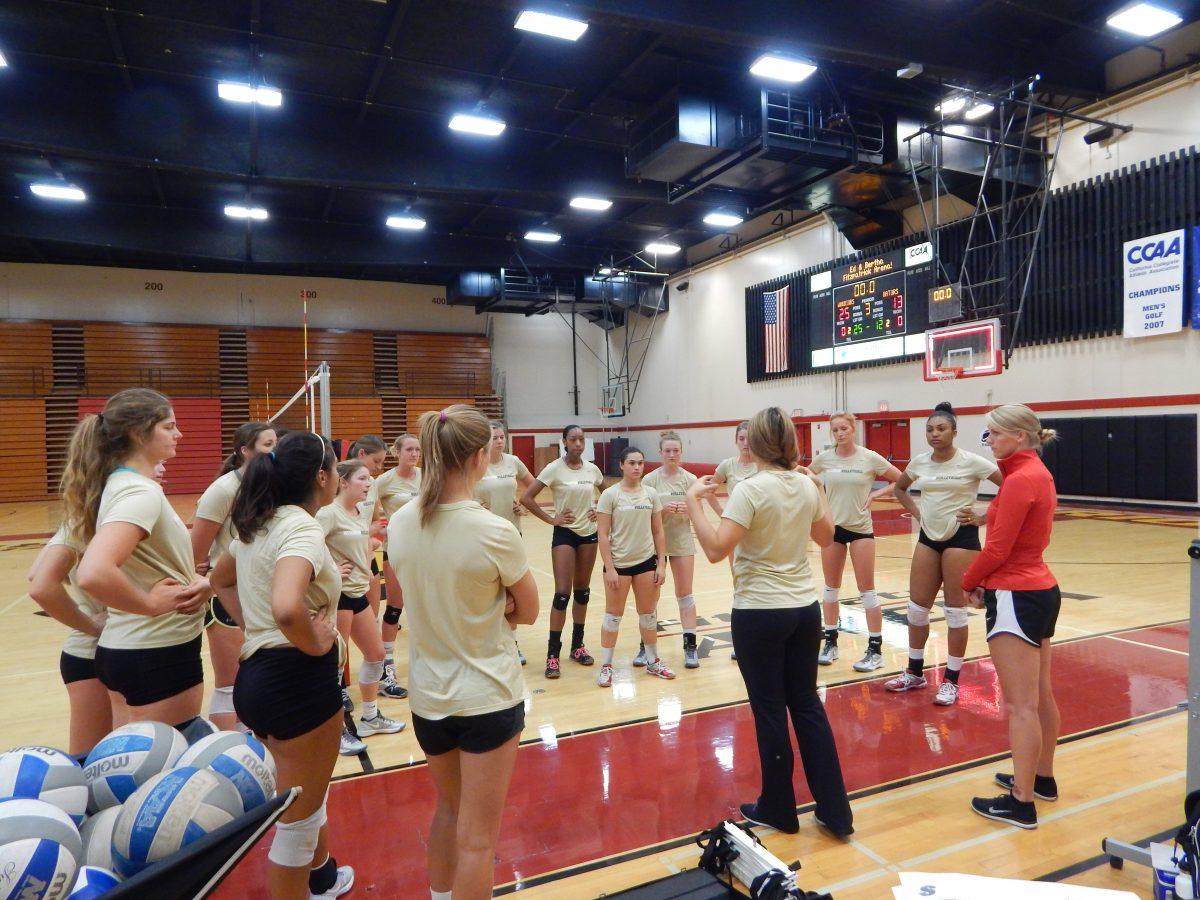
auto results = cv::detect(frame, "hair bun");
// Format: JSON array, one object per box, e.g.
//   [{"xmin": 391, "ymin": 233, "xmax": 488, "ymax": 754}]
[{"xmin": 934, "ymin": 401, "xmax": 955, "ymax": 414}]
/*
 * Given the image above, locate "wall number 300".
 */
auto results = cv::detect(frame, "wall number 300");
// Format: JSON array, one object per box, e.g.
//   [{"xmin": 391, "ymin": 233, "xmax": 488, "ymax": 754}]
[{"xmin": 144, "ymin": 282, "xmax": 164, "ymax": 291}]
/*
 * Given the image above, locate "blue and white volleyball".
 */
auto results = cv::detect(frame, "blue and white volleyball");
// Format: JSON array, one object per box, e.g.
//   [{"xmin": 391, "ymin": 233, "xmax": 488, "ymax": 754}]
[
  {"xmin": 0, "ymin": 747, "xmax": 88, "ymax": 826},
  {"xmin": 0, "ymin": 798, "xmax": 82, "ymax": 900},
  {"xmin": 82, "ymin": 723, "xmax": 186, "ymax": 812},
  {"xmin": 67, "ymin": 866, "xmax": 120, "ymax": 899},
  {"xmin": 77, "ymin": 807, "xmax": 120, "ymax": 871},
  {"xmin": 176, "ymin": 731, "xmax": 275, "ymax": 813},
  {"xmin": 110, "ymin": 767, "xmax": 241, "ymax": 878}
]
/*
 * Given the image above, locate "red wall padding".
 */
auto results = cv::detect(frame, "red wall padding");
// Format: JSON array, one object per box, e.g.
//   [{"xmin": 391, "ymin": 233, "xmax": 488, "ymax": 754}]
[{"xmin": 78, "ymin": 398, "xmax": 223, "ymax": 496}]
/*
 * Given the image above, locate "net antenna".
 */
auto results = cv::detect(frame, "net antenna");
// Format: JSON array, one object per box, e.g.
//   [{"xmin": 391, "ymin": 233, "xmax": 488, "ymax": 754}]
[{"xmin": 267, "ymin": 360, "xmax": 332, "ymax": 438}]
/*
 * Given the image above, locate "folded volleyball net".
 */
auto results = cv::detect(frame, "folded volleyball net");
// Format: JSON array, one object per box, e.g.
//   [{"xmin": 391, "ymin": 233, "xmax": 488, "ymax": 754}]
[{"xmin": 267, "ymin": 361, "xmax": 331, "ymax": 438}]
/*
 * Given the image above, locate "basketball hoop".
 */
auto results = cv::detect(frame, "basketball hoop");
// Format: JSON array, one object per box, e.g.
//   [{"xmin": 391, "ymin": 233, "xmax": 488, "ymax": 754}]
[
  {"xmin": 934, "ymin": 367, "xmax": 964, "ymax": 386},
  {"xmin": 598, "ymin": 406, "xmax": 615, "ymax": 418}
]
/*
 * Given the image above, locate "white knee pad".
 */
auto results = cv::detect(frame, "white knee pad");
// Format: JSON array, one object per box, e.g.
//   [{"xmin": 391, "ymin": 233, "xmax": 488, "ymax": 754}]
[
  {"xmin": 359, "ymin": 658, "xmax": 385, "ymax": 684},
  {"xmin": 859, "ymin": 590, "xmax": 880, "ymax": 610},
  {"xmin": 269, "ymin": 801, "xmax": 327, "ymax": 868},
  {"xmin": 601, "ymin": 612, "xmax": 622, "ymax": 632},
  {"xmin": 906, "ymin": 600, "xmax": 931, "ymax": 627},
  {"xmin": 675, "ymin": 594, "xmax": 695, "ymax": 610},
  {"xmin": 944, "ymin": 606, "xmax": 970, "ymax": 629},
  {"xmin": 638, "ymin": 612, "xmax": 658, "ymax": 632},
  {"xmin": 209, "ymin": 685, "xmax": 235, "ymax": 715},
  {"xmin": 822, "ymin": 585, "xmax": 839, "ymax": 605}
]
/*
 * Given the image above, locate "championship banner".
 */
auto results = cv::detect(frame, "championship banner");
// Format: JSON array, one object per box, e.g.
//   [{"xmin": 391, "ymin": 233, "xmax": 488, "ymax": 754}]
[
  {"xmin": 762, "ymin": 285, "xmax": 789, "ymax": 373},
  {"xmin": 1122, "ymin": 229, "xmax": 1185, "ymax": 338}
]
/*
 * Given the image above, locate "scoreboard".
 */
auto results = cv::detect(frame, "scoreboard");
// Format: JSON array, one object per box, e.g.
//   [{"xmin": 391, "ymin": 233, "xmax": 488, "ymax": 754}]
[{"xmin": 834, "ymin": 269, "xmax": 906, "ymax": 343}]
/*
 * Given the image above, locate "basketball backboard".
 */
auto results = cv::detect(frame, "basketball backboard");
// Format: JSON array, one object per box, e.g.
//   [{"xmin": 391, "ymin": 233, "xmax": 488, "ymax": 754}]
[{"xmin": 923, "ymin": 318, "xmax": 1002, "ymax": 381}]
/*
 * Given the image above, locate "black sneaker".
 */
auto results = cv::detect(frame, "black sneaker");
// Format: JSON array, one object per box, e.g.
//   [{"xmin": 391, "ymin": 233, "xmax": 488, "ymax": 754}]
[
  {"xmin": 380, "ymin": 679, "xmax": 408, "ymax": 700},
  {"xmin": 813, "ymin": 813, "xmax": 855, "ymax": 839},
  {"xmin": 994, "ymin": 772, "xmax": 1058, "ymax": 801},
  {"xmin": 739, "ymin": 802, "xmax": 799, "ymax": 834},
  {"xmin": 340, "ymin": 688, "xmax": 354, "ymax": 714},
  {"xmin": 970, "ymin": 793, "xmax": 1037, "ymax": 829}
]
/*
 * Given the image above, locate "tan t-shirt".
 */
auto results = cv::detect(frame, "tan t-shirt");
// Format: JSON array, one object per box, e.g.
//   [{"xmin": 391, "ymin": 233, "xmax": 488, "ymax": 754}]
[
  {"xmin": 193, "ymin": 470, "xmax": 241, "ymax": 564},
  {"xmin": 230, "ymin": 506, "xmax": 342, "ymax": 660},
  {"xmin": 535, "ymin": 458, "xmax": 604, "ymax": 537},
  {"xmin": 95, "ymin": 468, "xmax": 204, "ymax": 650},
  {"xmin": 316, "ymin": 502, "xmax": 373, "ymax": 598},
  {"xmin": 372, "ymin": 467, "xmax": 422, "ymax": 518},
  {"xmin": 723, "ymin": 471, "xmax": 824, "ymax": 609},
  {"xmin": 808, "ymin": 446, "xmax": 890, "ymax": 534},
  {"xmin": 716, "ymin": 457, "xmax": 758, "ymax": 496},
  {"xmin": 597, "ymin": 483, "xmax": 663, "ymax": 569},
  {"xmin": 905, "ymin": 449, "xmax": 999, "ymax": 541},
  {"xmin": 475, "ymin": 454, "xmax": 532, "ymax": 529},
  {"xmin": 46, "ymin": 524, "xmax": 106, "ymax": 660},
  {"xmin": 389, "ymin": 500, "xmax": 530, "ymax": 720},
  {"xmin": 641, "ymin": 466, "xmax": 696, "ymax": 557}
]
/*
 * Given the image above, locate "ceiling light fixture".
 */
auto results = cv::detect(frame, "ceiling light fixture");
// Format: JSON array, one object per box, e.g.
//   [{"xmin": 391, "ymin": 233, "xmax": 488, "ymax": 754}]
[
  {"xmin": 448, "ymin": 113, "xmax": 507, "ymax": 136},
  {"xmin": 0, "ymin": 51, "xmax": 8, "ymax": 68},
  {"xmin": 30, "ymin": 183, "xmax": 86, "ymax": 202},
  {"xmin": 514, "ymin": 10, "xmax": 589, "ymax": 41},
  {"xmin": 1106, "ymin": 2, "xmax": 1182, "ymax": 36},
  {"xmin": 224, "ymin": 204, "xmax": 269, "ymax": 220},
  {"xmin": 597, "ymin": 267, "xmax": 613, "ymax": 276},
  {"xmin": 386, "ymin": 215, "xmax": 426, "ymax": 230},
  {"xmin": 703, "ymin": 211, "xmax": 744, "ymax": 228},
  {"xmin": 525, "ymin": 229, "xmax": 561, "ymax": 242},
  {"xmin": 217, "ymin": 82, "xmax": 283, "ymax": 107},
  {"xmin": 964, "ymin": 101, "xmax": 994, "ymax": 120},
  {"xmin": 936, "ymin": 96, "xmax": 967, "ymax": 115},
  {"xmin": 570, "ymin": 196, "xmax": 612, "ymax": 211},
  {"xmin": 645, "ymin": 241, "xmax": 681, "ymax": 255},
  {"xmin": 748, "ymin": 54, "xmax": 817, "ymax": 83}
]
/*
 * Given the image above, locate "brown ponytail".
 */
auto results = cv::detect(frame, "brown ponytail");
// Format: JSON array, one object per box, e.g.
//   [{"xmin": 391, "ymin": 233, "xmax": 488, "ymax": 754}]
[
  {"xmin": 220, "ymin": 421, "xmax": 274, "ymax": 475},
  {"xmin": 416, "ymin": 405, "xmax": 492, "ymax": 527},
  {"xmin": 746, "ymin": 406, "xmax": 799, "ymax": 470}
]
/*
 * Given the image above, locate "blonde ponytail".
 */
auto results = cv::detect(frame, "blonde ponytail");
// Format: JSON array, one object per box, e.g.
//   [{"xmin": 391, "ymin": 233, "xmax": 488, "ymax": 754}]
[
  {"xmin": 416, "ymin": 405, "xmax": 492, "ymax": 527},
  {"xmin": 986, "ymin": 404, "xmax": 1057, "ymax": 454}
]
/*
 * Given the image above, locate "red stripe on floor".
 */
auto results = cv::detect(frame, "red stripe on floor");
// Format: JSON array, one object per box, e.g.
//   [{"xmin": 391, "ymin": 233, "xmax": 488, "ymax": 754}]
[
  {"xmin": 213, "ymin": 626, "xmax": 1186, "ymax": 898},
  {"xmin": 1117, "ymin": 622, "xmax": 1189, "ymax": 654}
]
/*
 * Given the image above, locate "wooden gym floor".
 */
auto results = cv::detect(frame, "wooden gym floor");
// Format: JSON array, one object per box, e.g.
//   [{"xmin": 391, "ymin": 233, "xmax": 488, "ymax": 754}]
[{"xmin": 0, "ymin": 492, "xmax": 1193, "ymax": 898}]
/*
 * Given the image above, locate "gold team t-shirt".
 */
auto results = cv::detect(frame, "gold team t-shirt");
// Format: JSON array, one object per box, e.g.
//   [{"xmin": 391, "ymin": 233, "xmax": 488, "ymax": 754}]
[
  {"xmin": 641, "ymin": 466, "xmax": 696, "ymax": 557},
  {"xmin": 535, "ymin": 458, "xmax": 604, "ymax": 537},
  {"xmin": 46, "ymin": 524, "xmax": 106, "ymax": 660},
  {"xmin": 597, "ymin": 483, "xmax": 663, "ymax": 569},
  {"xmin": 716, "ymin": 457, "xmax": 758, "ymax": 495},
  {"xmin": 231, "ymin": 505, "xmax": 342, "ymax": 660},
  {"xmin": 475, "ymin": 453, "xmax": 532, "ymax": 529},
  {"xmin": 95, "ymin": 468, "xmax": 204, "ymax": 650},
  {"xmin": 904, "ymin": 449, "xmax": 999, "ymax": 542},
  {"xmin": 722, "ymin": 471, "xmax": 824, "ymax": 610},
  {"xmin": 316, "ymin": 502, "xmax": 374, "ymax": 598},
  {"xmin": 389, "ymin": 500, "xmax": 530, "ymax": 720},
  {"xmin": 808, "ymin": 446, "xmax": 891, "ymax": 535},
  {"xmin": 193, "ymin": 470, "xmax": 241, "ymax": 563},
  {"xmin": 372, "ymin": 467, "xmax": 422, "ymax": 518}
]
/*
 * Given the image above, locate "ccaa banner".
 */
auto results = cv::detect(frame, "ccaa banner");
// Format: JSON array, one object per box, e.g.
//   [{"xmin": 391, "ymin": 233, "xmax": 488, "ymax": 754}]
[{"xmin": 1122, "ymin": 229, "xmax": 1185, "ymax": 338}]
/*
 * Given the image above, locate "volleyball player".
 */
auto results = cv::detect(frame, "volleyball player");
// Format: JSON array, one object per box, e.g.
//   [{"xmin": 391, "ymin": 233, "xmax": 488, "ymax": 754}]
[
  {"xmin": 372, "ymin": 433, "xmax": 421, "ymax": 699},
  {"xmin": 963, "ymin": 405, "xmax": 1061, "ymax": 830},
  {"xmin": 595, "ymin": 446, "xmax": 670, "ymax": 686},
  {"xmin": 191, "ymin": 422, "xmax": 277, "ymax": 730},
  {"xmin": 209, "ymin": 431, "xmax": 354, "ymax": 897},
  {"xmin": 710, "ymin": 422, "xmax": 755, "ymax": 660},
  {"xmin": 66, "ymin": 389, "xmax": 211, "ymax": 740},
  {"xmin": 389, "ymin": 405, "xmax": 538, "ymax": 899},
  {"xmin": 341, "ymin": 435, "xmax": 389, "ymax": 701},
  {"xmin": 886, "ymin": 403, "xmax": 1001, "ymax": 705},
  {"xmin": 318, "ymin": 459, "xmax": 404, "ymax": 755},
  {"xmin": 642, "ymin": 431, "xmax": 700, "ymax": 668},
  {"xmin": 521, "ymin": 424, "xmax": 604, "ymax": 679},
  {"xmin": 684, "ymin": 407, "xmax": 853, "ymax": 837},
  {"xmin": 474, "ymin": 421, "xmax": 535, "ymax": 664},
  {"xmin": 808, "ymin": 412, "xmax": 902, "ymax": 671}
]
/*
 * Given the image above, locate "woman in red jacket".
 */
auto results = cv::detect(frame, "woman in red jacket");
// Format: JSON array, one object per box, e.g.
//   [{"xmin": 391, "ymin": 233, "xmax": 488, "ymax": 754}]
[{"xmin": 962, "ymin": 404, "xmax": 1060, "ymax": 830}]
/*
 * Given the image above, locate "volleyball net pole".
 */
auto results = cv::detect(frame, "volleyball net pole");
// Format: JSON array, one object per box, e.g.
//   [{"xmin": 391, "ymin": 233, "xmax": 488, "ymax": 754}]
[{"xmin": 267, "ymin": 360, "xmax": 332, "ymax": 438}]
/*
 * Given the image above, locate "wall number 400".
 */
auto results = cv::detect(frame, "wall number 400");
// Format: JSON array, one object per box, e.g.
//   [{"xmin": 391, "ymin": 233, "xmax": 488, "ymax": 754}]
[{"xmin": 144, "ymin": 282, "xmax": 164, "ymax": 291}]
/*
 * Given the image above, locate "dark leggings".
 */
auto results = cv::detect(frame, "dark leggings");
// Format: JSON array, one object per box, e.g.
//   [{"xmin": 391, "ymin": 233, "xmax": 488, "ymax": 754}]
[{"xmin": 731, "ymin": 603, "xmax": 853, "ymax": 832}]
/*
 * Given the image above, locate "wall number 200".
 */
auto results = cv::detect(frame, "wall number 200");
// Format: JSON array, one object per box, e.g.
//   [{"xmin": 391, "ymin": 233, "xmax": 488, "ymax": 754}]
[{"xmin": 144, "ymin": 282, "xmax": 164, "ymax": 291}]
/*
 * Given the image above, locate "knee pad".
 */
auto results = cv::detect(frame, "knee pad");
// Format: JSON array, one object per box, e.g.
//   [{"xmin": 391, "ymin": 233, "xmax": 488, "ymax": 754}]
[
  {"xmin": 944, "ymin": 606, "xmax": 970, "ymax": 629},
  {"xmin": 906, "ymin": 600, "xmax": 931, "ymax": 627},
  {"xmin": 573, "ymin": 588, "xmax": 591, "ymax": 606},
  {"xmin": 822, "ymin": 585, "xmax": 839, "ymax": 605},
  {"xmin": 552, "ymin": 592, "xmax": 570, "ymax": 612},
  {"xmin": 209, "ymin": 685, "xmax": 235, "ymax": 715},
  {"xmin": 382, "ymin": 605, "xmax": 402, "ymax": 626},
  {"xmin": 601, "ymin": 612, "xmax": 622, "ymax": 632},
  {"xmin": 269, "ymin": 802, "xmax": 327, "ymax": 868},
  {"xmin": 676, "ymin": 594, "xmax": 695, "ymax": 610},
  {"xmin": 859, "ymin": 589, "xmax": 880, "ymax": 610},
  {"xmin": 359, "ymin": 659, "xmax": 385, "ymax": 684},
  {"xmin": 638, "ymin": 612, "xmax": 658, "ymax": 632}
]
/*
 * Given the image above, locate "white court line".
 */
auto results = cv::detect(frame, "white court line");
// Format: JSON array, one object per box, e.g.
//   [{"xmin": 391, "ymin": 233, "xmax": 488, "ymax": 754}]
[
  {"xmin": 1105, "ymin": 633, "xmax": 1189, "ymax": 657},
  {"xmin": 0, "ymin": 594, "xmax": 31, "ymax": 617},
  {"xmin": 0, "ymin": 668, "xmax": 59, "ymax": 681}
]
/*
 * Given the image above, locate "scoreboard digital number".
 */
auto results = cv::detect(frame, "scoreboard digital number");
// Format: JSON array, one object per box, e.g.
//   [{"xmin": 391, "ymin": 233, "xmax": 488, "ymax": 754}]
[{"xmin": 833, "ymin": 270, "xmax": 906, "ymax": 344}]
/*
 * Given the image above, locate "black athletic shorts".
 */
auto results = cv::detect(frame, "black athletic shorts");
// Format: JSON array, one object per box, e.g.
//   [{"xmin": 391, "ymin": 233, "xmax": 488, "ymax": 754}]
[
  {"xmin": 551, "ymin": 526, "xmax": 598, "ymax": 549},
  {"xmin": 234, "ymin": 645, "xmax": 342, "ymax": 741},
  {"xmin": 918, "ymin": 525, "xmax": 981, "ymax": 554},
  {"xmin": 984, "ymin": 586, "xmax": 1062, "ymax": 647},
  {"xmin": 833, "ymin": 526, "xmax": 873, "ymax": 545},
  {"xmin": 609, "ymin": 555, "xmax": 658, "ymax": 577},
  {"xmin": 94, "ymin": 635, "xmax": 204, "ymax": 706},
  {"xmin": 412, "ymin": 702, "xmax": 525, "ymax": 756},
  {"xmin": 203, "ymin": 596, "xmax": 239, "ymax": 629},
  {"xmin": 59, "ymin": 652, "xmax": 97, "ymax": 685},
  {"xmin": 338, "ymin": 593, "xmax": 370, "ymax": 614}
]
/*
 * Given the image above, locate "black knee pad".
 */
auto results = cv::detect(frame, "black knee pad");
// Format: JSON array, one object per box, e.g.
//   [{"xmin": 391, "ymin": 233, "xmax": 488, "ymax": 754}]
[
  {"xmin": 551, "ymin": 592, "xmax": 570, "ymax": 612},
  {"xmin": 573, "ymin": 588, "xmax": 591, "ymax": 606},
  {"xmin": 383, "ymin": 605, "xmax": 402, "ymax": 626}
]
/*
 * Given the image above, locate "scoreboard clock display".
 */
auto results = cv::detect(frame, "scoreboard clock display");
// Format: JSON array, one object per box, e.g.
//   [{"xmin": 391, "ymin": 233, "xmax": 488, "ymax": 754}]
[{"xmin": 834, "ymin": 269, "xmax": 906, "ymax": 343}]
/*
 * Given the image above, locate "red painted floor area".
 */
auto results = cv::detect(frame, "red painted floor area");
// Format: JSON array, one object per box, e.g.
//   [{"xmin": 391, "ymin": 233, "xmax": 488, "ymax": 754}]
[
  {"xmin": 1120, "ymin": 622, "xmax": 1189, "ymax": 654},
  {"xmin": 214, "ymin": 626, "xmax": 1186, "ymax": 897}
]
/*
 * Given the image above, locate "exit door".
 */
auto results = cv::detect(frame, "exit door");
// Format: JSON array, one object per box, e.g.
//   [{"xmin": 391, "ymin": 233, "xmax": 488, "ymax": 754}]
[
  {"xmin": 865, "ymin": 419, "xmax": 910, "ymax": 467},
  {"xmin": 794, "ymin": 422, "xmax": 812, "ymax": 465},
  {"xmin": 511, "ymin": 434, "xmax": 535, "ymax": 474}
]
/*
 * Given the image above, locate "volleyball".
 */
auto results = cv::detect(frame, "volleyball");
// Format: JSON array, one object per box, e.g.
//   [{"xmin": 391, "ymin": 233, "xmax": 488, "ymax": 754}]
[
  {"xmin": 66, "ymin": 866, "xmax": 120, "ymax": 899},
  {"xmin": 176, "ymin": 731, "xmax": 276, "ymax": 813},
  {"xmin": 0, "ymin": 798, "xmax": 82, "ymax": 900},
  {"xmin": 110, "ymin": 767, "xmax": 241, "ymax": 878},
  {"xmin": 77, "ymin": 806, "xmax": 120, "ymax": 871},
  {"xmin": 82, "ymin": 722, "xmax": 187, "ymax": 812},
  {"xmin": 0, "ymin": 746, "xmax": 88, "ymax": 826}
]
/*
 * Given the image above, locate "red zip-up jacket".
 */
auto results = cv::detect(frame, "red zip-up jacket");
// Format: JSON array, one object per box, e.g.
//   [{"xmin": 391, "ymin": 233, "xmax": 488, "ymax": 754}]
[{"xmin": 961, "ymin": 449, "xmax": 1057, "ymax": 592}]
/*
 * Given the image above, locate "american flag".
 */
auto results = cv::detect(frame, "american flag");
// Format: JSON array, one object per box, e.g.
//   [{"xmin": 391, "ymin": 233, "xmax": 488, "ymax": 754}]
[{"xmin": 763, "ymin": 285, "xmax": 789, "ymax": 373}]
